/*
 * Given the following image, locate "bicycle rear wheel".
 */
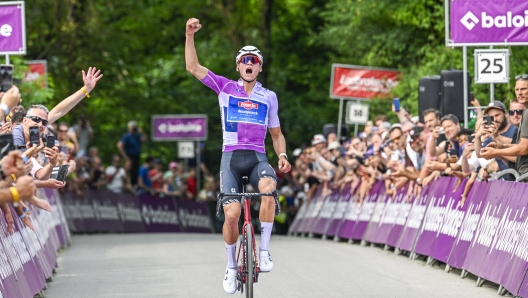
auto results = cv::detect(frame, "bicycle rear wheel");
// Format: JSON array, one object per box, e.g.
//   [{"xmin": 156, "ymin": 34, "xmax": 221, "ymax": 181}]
[{"xmin": 245, "ymin": 224, "xmax": 253, "ymax": 298}]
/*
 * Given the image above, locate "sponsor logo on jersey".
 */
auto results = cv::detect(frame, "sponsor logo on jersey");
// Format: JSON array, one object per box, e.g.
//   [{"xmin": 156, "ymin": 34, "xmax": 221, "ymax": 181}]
[{"xmin": 238, "ymin": 100, "xmax": 259, "ymax": 110}]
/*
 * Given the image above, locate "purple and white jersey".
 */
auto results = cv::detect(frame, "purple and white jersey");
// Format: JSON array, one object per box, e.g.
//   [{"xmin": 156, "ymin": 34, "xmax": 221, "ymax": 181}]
[{"xmin": 200, "ymin": 70, "xmax": 280, "ymax": 153}]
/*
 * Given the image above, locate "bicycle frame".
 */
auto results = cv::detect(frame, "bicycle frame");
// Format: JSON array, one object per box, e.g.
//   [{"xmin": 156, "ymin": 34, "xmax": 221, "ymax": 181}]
[{"xmin": 219, "ymin": 189, "xmax": 277, "ymax": 297}]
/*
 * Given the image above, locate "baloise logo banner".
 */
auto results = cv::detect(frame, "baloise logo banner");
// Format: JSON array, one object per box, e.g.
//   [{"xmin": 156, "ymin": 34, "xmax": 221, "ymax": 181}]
[{"xmin": 451, "ymin": 0, "xmax": 528, "ymax": 44}]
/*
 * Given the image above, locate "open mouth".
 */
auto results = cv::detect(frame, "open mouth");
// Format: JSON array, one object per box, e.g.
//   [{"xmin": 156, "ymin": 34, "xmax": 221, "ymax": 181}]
[{"xmin": 246, "ymin": 68, "xmax": 253, "ymax": 75}]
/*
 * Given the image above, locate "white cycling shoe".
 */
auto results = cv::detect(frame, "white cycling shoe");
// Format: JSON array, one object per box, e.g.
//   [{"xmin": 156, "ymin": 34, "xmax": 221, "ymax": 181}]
[
  {"xmin": 223, "ymin": 267, "xmax": 237, "ymax": 294},
  {"xmin": 259, "ymin": 250, "xmax": 274, "ymax": 272}
]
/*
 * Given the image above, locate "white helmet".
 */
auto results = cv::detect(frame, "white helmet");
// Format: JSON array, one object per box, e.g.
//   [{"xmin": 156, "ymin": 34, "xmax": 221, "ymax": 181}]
[{"xmin": 235, "ymin": 45, "xmax": 263, "ymax": 66}]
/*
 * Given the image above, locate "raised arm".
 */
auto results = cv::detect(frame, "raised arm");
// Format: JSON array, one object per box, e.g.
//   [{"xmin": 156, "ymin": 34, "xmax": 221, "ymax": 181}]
[
  {"xmin": 48, "ymin": 67, "xmax": 103, "ymax": 124},
  {"xmin": 185, "ymin": 18, "xmax": 208, "ymax": 80}
]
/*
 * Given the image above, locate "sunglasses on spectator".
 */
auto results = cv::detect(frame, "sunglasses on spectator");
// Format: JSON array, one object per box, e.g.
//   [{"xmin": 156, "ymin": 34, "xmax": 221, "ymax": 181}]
[
  {"xmin": 509, "ymin": 109, "xmax": 524, "ymax": 116},
  {"xmin": 59, "ymin": 129, "xmax": 68, "ymax": 133},
  {"xmin": 390, "ymin": 136, "xmax": 401, "ymax": 143},
  {"xmin": 515, "ymin": 74, "xmax": 528, "ymax": 80},
  {"xmin": 238, "ymin": 55, "xmax": 261, "ymax": 65},
  {"xmin": 26, "ymin": 116, "xmax": 48, "ymax": 126}
]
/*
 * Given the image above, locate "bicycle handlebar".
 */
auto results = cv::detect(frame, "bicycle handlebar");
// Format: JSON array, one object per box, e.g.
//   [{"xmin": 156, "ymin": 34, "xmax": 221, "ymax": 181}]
[{"xmin": 219, "ymin": 192, "xmax": 275, "ymax": 197}]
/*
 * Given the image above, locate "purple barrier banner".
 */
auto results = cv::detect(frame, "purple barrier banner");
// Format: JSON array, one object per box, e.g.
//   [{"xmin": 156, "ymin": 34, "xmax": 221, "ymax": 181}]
[
  {"xmin": 362, "ymin": 185, "xmax": 393, "ymax": 244},
  {"xmin": 138, "ymin": 195, "xmax": 181, "ymax": 233},
  {"xmin": 346, "ymin": 181, "xmax": 385, "ymax": 240},
  {"xmin": 413, "ymin": 178, "xmax": 455, "ymax": 256},
  {"xmin": 450, "ymin": 0, "xmax": 528, "ymax": 45},
  {"xmin": 287, "ymin": 200, "xmax": 308, "ymax": 234},
  {"xmin": 87, "ymin": 190, "xmax": 123, "ymax": 233},
  {"xmin": 116, "ymin": 192, "xmax": 145, "ymax": 233},
  {"xmin": 463, "ymin": 180, "xmax": 513, "ymax": 278},
  {"xmin": 447, "ymin": 180, "xmax": 490, "ymax": 269},
  {"xmin": 396, "ymin": 181, "xmax": 435, "ymax": 252},
  {"xmin": 386, "ymin": 186, "xmax": 412, "ymax": 247},
  {"xmin": 311, "ymin": 189, "xmax": 341, "ymax": 235},
  {"xmin": 335, "ymin": 181, "xmax": 378, "ymax": 239},
  {"xmin": 298, "ymin": 188, "xmax": 325, "ymax": 234},
  {"xmin": 482, "ymin": 183, "xmax": 528, "ymax": 289},
  {"xmin": 430, "ymin": 178, "xmax": 468, "ymax": 263},
  {"xmin": 324, "ymin": 185, "xmax": 354, "ymax": 237},
  {"xmin": 175, "ymin": 199, "xmax": 214, "ymax": 233}
]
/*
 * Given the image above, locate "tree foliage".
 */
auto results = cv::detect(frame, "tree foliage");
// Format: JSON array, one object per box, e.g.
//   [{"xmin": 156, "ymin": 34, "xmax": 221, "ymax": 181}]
[{"xmin": 18, "ymin": 0, "xmax": 528, "ymax": 172}]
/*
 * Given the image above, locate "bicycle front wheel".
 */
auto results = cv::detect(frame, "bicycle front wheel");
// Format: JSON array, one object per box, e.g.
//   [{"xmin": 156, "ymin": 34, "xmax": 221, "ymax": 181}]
[{"xmin": 245, "ymin": 224, "xmax": 253, "ymax": 298}]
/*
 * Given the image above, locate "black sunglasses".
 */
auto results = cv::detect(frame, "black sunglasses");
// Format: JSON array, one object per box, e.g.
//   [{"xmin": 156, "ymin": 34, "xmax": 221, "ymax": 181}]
[
  {"xmin": 509, "ymin": 109, "xmax": 524, "ymax": 116},
  {"xmin": 515, "ymin": 74, "xmax": 528, "ymax": 80},
  {"xmin": 26, "ymin": 116, "xmax": 48, "ymax": 126}
]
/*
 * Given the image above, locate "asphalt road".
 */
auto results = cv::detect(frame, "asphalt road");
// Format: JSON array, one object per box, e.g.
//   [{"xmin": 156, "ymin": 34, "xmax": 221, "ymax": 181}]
[{"xmin": 44, "ymin": 233, "xmax": 502, "ymax": 298}]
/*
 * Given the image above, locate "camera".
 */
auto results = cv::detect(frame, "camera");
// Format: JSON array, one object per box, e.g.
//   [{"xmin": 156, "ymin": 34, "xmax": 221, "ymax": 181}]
[
  {"xmin": 0, "ymin": 64, "xmax": 13, "ymax": 92},
  {"xmin": 438, "ymin": 127, "xmax": 444, "ymax": 134}
]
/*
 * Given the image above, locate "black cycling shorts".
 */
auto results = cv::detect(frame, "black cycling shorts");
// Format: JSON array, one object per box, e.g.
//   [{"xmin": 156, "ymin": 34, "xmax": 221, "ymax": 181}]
[{"xmin": 219, "ymin": 150, "xmax": 277, "ymax": 206}]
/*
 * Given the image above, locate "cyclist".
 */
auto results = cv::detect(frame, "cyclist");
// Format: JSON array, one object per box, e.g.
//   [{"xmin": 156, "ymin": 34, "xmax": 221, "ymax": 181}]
[{"xmin": 185, "ymin": 18, "xmax": 292, "ymax": 294}]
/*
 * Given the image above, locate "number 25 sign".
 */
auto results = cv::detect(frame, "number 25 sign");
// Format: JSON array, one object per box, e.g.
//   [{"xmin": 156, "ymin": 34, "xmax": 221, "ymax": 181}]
[{"xmin": 474, "ymin": 49, "xmax": 509, "ymax": 84}]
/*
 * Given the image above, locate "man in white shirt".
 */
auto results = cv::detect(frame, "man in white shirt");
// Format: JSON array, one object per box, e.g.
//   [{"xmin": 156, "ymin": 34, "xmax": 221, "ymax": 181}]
[{"xmin": 105, "ymin": 155, "xmax": 129, "ymax": 193}]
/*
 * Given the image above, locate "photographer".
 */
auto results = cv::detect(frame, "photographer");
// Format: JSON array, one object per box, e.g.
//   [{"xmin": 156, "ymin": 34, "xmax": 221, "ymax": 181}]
[{"xmin": 117, "ymin": 120, "xmax": 146, "ymax": 186}]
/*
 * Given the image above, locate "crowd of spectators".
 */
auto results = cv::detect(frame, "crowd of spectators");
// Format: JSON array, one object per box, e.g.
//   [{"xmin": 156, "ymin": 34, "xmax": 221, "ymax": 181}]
[{"xmin": 282, "ymin": 75, "xmax": 528, "ymax": 222}]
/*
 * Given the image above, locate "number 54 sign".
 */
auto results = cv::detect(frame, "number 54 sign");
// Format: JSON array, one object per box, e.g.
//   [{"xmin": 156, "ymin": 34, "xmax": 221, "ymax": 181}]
[{"xmin": 474, "ymin": 49, "xmax": 510, "ymax": 84}]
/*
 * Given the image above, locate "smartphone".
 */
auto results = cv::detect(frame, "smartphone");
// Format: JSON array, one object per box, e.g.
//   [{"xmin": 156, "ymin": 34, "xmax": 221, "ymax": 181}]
[
  {"xmin": 28, "ymin": 126, "xmax": 40, "ymax": 146},
  {"xmin": 0, "ymin": 64, "xmax": 13, "ymax": 92},
  {"xmin": 390, "ymin": 151, "xmax": 400, "ymax": 161},
  {"xmin": 438, "ymin": 127, "xmax": 445, "ymax": 134},
  {"xmin": 468, "ymin": 135, "xmax": 475, "ymax": 143},
  {"xmin": 55, "ymin": 165, "xmax": 69, "ymax": 182},
  {"xmin": 0, "ymin": 133, "xmax": 14, "ymax": 157},
  {"xmin": 393, "ymin": 98, "xmax": 401, "ymax": 112},
  {"xmin": 447, "ymin": 148, "xmax": 457, "ymax": 156},
  {"xmin": 46, "ymin": 135, "xmax": 56, "ymax": 149},
  {"xmin": 483, "ymin": 115, "xmax": 494, "ymax": 126}
]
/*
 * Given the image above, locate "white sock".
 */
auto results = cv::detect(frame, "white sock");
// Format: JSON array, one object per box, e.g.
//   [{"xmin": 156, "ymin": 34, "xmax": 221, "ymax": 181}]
[
  {"xmin": 225, "ymin": 242, "xmax": 237, "ymax": 269},
  {"xmin": 260, "ymin": 222, "xmax": 273, "ymax": 252}
]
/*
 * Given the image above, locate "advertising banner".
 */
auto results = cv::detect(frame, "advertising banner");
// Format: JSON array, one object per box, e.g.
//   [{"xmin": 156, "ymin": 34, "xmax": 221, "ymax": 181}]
[
  {"xmin": 430, "ymin": 178, "xmax": 468, "ymax": 263},
  {"xmin": 395, "ymin": 182, "xmax": 433, "ymax": 252},
  {"xmin": 311, "ymin": 189, "xmax": 341, "ymax": 235},
  {"xmin": 152, "ymin": 115, "xmax": 207, "ymax": 141},
  {"xmin": 450, "ymin": 0, "xmax": 528, "ymax": 45},
  {"xmin": 413, "ymin": 178, "xmax": 455, "ymax": 256},
  {"xmin": 463, "ymin": 180, "xmax": 513, "ymax": 277},
  {"xmin": 447, "ymin": 180, "xmax": 490, "ymax": 269},
  {"xmin": 0, "ymin": 2, "xmax": 26, "ymax": 55},
  {"xmin": 330, "ymin": 64, "xmax": 400, "ymax": 100},
  {"xmin": 23, "ymin": 60, "xmax": 48, "ymax": 88},
  {"xmin": 324, "ymin": 185, "xmax": 354, "ymax": 237}
]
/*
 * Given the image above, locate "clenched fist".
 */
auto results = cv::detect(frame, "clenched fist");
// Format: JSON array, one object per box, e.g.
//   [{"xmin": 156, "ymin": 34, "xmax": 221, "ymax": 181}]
[{"xmin": 186, "ymin": 18, "xmax": 202, "ymax": 36}]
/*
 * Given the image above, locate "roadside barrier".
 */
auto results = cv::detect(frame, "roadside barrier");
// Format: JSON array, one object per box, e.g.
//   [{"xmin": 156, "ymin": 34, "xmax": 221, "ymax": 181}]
[
  {"xmin": 288, "ymin": 177, "xmax": 528, "ymax": 297},
  {"xmin": 0, "ymin": 188, "xmax": 215, "ymax": 297}
]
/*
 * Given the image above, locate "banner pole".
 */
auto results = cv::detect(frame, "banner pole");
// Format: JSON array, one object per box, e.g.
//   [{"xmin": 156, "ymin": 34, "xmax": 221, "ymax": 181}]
[
  {"xmin": 463, "ymin": 46, "xmax": 468, "ymax": 128},
  {"xmin": 354, "ymin": 99, "xmax": 359, "ymax": 137},
  {"xmin": 196, "ymin": 140, "xmax": 201, "ymax": 198},
  {"xmin": 490, "ymin": 46, "xmax": 494, "ymax": 102},
  {"xmin": 5, "ymin": 54, "xmax": 9, "ymax": 64},
  {"xmin": 337, "ymin": 98, "xmax": 344, "ymax": 140}
]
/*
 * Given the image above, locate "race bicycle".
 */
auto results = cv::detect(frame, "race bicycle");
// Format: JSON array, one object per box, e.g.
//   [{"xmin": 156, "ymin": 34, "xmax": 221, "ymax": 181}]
[{"xmin": 218, "ymin": 176, "xmax": 279, "ymax": 298}]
